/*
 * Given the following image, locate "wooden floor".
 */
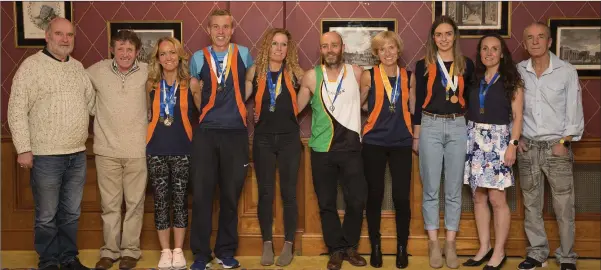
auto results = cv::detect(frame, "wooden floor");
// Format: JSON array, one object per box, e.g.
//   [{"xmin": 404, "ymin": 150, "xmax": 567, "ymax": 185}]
[{"xmin": 1, "ymin": 250, "xmax": 600, "ymax": 269}]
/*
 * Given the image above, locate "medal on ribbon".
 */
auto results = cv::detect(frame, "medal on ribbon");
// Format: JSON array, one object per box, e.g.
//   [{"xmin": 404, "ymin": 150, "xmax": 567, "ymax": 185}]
[
  {"xmin": 321, "ymin": 65, "xmax": 346, "ymax": 112},
  {"xmin": 478, "ymin": 72, "xmax": 499, "ymax": 114},
  {"xmin": 436, "ymin": 53, "xmax": 458, "ymax": 103},
  {"xmin": 209, "ymin": 44, "xmax": 233, "ymax": 91},
  {"xmin": 379, "ymin": 64, "xmax": 401, "ymax": 113},
  {"xmin": 267, "ymin": 67, "xmax": 283, "ymax": 112},
  {"xmin": 159, "ymin": 79, "xmax": 179, "ymax": 127}
]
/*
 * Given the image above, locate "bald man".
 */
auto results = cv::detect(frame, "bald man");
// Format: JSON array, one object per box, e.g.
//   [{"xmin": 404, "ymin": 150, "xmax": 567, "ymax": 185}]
[
  {"xmin": 516, "ymin": 22, "xmax": 583, "ymax": 270},
  {"xmin": 8, "ymin": 18, "xmax": 94, "ymax": 270},
  {"xmin": 297, "ymin": 32, "xmax": 368, "ymax": 270}
]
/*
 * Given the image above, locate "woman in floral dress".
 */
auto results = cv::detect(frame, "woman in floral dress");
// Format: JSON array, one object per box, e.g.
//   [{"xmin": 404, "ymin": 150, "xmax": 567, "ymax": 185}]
[{"xmin": 463, "ymin": 33, "xmax": 524, "ymax": 270}]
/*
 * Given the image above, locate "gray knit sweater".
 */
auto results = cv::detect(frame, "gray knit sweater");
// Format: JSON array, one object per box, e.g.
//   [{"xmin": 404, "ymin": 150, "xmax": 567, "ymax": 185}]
[{"xmin": 8, "ymin": 51, "xmax": 95, "ymax": 155}]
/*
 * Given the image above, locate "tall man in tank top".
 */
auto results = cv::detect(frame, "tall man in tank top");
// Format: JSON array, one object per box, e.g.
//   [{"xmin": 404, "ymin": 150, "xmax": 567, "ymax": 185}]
[
  {"xmin": 188, "ymin": 9, "xmax": 254, "ymax": 270},
  {"xmin": 297, "ymin": 32, "xmax": 368, "ymax": 270}
]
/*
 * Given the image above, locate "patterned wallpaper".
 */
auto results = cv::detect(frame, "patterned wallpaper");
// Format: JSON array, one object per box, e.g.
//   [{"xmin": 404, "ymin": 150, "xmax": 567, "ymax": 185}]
[{"xmin": 1, "ymin": 1, "xmax": 599, "ymax": 138}]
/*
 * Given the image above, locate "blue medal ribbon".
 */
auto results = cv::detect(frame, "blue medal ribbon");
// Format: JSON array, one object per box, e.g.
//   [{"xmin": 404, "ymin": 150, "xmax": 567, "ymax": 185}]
[
  {"xmin": 210, "ymin": 48, "xmax": 225, "ymax": 88},
  {"xmin": 160, "ymin": 79, "xmax": 178, "ymax": 120},
  {"xmin": 478, "ymin": 72, "xmax": 499, "ymax": 114},
  {"xmin": 267, "ymin": 67, "xmax": 283, "ymax": 112},
  {"xmin": 390, "ymin": 75, "xmax": 401, "ymax": 110}
]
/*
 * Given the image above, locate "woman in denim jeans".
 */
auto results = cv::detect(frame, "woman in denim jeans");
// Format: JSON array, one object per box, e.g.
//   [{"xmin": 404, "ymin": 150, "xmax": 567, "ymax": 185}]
[
  {"xmin": 245, "ymin": 28, "xmax": 305, "ymax": 267},
  {"xmin": 412, "ymin": 15, "xmax": 474, "ymax": 269}
]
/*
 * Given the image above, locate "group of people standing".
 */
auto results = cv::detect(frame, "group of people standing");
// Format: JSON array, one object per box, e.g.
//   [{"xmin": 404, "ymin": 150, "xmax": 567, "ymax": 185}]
[{"xmin": 8, "ymin": 8, "xmax": 583, "ymax": 270}]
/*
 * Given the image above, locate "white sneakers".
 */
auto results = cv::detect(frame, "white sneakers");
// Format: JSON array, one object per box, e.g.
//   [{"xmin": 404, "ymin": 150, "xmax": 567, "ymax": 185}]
[
  {"xmin": 158, "ymin": 248, "xmax": 187, "ymax": 270},
  {"xmin": 158, "ymin": 249, "xmax": 173, "ymax": 270},
  {"xmin": 172, "ymin": 248, "xmax": 187, "ymax": 270}
]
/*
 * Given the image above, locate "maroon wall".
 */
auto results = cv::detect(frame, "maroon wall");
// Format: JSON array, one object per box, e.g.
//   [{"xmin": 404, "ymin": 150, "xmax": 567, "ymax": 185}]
[{"xmin": 2, "ymin": 1, "xmax": 599, "ymax": 137}]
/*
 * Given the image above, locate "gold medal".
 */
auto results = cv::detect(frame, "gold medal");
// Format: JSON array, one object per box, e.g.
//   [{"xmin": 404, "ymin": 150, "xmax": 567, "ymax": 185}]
[
  {"xmin": 480, "ymin": 108, "xmax": 485, "ymax": 114},
  {"xmin": 164, "ymin": 116, "xmax": 173, "ymax": 126},
  {"xmin": 450, "ymin": 95, "xmax": 459, "ymax": 103}
]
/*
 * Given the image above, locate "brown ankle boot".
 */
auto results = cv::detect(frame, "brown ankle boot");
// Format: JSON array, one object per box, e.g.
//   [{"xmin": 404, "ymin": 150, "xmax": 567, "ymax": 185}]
[
  {"xmin": 445, "ymin": 240, "xmax": 459, "ymax": 269},
  {"xmin": 428, "ymin": 240, "xmax": 443, "ymax": 268}
]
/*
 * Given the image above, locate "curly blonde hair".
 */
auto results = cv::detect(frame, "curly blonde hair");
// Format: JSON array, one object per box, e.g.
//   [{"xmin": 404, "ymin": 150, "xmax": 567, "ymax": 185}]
[
  {"xmin": 147, "ymin": 37, "xmax": 190, "ymax": 86},
  {"xmin": 254, "ymin": 28, "xmax": 304, "ymax": 83}
]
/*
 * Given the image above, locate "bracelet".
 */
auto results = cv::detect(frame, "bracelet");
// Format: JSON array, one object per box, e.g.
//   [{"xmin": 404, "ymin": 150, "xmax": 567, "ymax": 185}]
[{"xmin": 413, "ymin": 137, "xmax": 420, "ymax": 139}]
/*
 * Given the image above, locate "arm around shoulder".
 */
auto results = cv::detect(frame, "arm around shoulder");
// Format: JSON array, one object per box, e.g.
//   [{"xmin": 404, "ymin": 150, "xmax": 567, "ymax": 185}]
[{"xmin": 297, "ymin": 68, "xmax": 316, "ymax": 113}]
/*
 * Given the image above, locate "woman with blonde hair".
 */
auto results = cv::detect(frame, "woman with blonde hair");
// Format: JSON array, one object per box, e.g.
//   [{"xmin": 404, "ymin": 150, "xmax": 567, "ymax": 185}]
[
  {"xmin": 145, "ymin": 36, "xmax": 200, "ymax": 270},
  {"xmin": 360, "ymin": 30, "xmax": 414, "ymax": 269},
  {"xmin": 245, "ymin": 28, "xmax": 304, "ymax": 267},
  {"xmin": 412, "ymin": 16, "xmax": 475, "ymax": 269}
]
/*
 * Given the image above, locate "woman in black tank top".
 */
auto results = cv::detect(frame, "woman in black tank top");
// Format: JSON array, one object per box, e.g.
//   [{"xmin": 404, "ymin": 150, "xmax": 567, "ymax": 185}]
[
  {"xmin": 462, "ymin": 33, "xmax": 524, "ymax": 270},
  {"xmin": 245, "ymin": 28, "xmax": 304, "ymax": 267}
]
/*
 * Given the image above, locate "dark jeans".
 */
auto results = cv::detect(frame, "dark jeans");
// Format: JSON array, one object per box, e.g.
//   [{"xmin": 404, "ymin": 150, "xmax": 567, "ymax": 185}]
[
  {"xmin": 310, "ymin": 150, "xmax": 367, "ymax": 254},
  {"xmin": 190, "ymin": 128, "xmax": 249, "ymax": 261},
  {"xmin": 362, "ymin": 144, "xmax": 412, "ymax": 247},
  {"xmin": 253, "ymin": 132, "xmax": 301, "ymax": 242},
  {"xmin": 31, "ymin": 151, "xmax": 87, "ymax": 268}
]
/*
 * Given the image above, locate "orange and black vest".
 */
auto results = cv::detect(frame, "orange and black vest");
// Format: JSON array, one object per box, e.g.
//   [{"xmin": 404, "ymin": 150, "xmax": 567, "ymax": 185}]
[
  {"xmin": 362, "ymin": 66, "xmax": 413, "ymax": 147},
  {"xmin": 254, "ymin": 70, "xmax": 299, "ymax": 120},
  {"xmin": 422, "ymin": 62, "xmax": 466, "ymax": 108},
  {"xmin": 146, "ymin": 81, "xmax": 196, "ymax": 155},
  {"xmin": 197, "ymin": 44, "xmax": 249, "ymax": 129}
]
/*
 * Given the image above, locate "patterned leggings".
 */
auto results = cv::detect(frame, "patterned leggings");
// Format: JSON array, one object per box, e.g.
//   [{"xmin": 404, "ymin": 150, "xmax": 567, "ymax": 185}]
[{"xmin": 147, "ymin": 155, "xmax": 190, "ymax": 230}]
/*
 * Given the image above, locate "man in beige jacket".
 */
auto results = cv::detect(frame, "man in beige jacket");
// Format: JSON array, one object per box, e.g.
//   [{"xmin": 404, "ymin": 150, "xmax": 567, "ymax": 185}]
[{"xmin": 86, "ymin": 30, "xmax": 149, "ymax": 270}]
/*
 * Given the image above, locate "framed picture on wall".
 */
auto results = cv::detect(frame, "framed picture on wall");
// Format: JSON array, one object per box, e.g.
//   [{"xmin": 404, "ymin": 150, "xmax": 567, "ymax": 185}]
[
  {"xmin": 433, "ymin": 1, "xmax": 510, "ymax": 38},
  {"xmin": 14, "ymin": 1, "xmax": 73, "ymax": 48},
  {"xmin": 549, "ymin": 18, "xmax": 601, "ymax": 79},
  {"xmin": 321, "ymin": 19, "xmax": 397, "ymax": 68},
  {"xmin": 107, "ymin": 21, "xmax": 183, "ymax": 63}
]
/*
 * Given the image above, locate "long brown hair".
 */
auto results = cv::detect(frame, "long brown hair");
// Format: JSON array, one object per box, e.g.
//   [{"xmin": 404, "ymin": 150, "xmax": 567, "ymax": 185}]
[
  {"xmin": 254, "ymin": 28, "xmax": 304, "ymax": 83},
  {"xmin": 475, "ymin": 33, "xmax": 524, "ymax": 102},
  {"xmin": 424, "ymin": 15, "xmax": 466, "ymax": 75},
  {"xmin": 147, "ymin": 37, "xmax": 190, "ymax": 85}
]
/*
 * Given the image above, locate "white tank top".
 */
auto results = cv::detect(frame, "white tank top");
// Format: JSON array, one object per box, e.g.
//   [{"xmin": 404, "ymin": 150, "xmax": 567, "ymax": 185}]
[{"xmin": 320, "ymin": 64, "xmax": 362, "ymax": 136}]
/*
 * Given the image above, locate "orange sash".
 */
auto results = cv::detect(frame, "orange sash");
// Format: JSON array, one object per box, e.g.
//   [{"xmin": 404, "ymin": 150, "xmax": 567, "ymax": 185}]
[
  {"xmin": 254, "ymin": 70, "xmax": 298, "ymax": 121},
  {"xmin": 363, "ymin": 66, "xmax": 413, "ymax": 136}
]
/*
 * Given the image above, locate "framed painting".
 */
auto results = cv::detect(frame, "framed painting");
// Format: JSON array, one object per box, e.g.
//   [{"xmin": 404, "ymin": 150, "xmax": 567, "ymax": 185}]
[
  {"xmin": 433, "ymin": 1, "xmax": 510, "ymax": 38},
  {"xmin": 321, "ymin": 18, "xmax": 397, "ymax": 68},
  {"xmin": 14, "ymin": 1, "xmax": 73, "ymax": 48},
  {"xmin": 550, "ymin": 18, "xmax": 601, "ymax": 79},
  {"xmin": 107, "ymin": 21, "xmax": 183, "ymax": 63}
]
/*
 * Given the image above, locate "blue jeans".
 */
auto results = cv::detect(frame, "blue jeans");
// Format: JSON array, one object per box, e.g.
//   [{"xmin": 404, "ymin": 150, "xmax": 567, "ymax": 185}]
[
  {"xmin": 418, "ymin": 113, "xmax": 467, "ymax": 231},
  {"xmin": 31, "ymin": 151, "xmax": 86, "ymax": 268}
]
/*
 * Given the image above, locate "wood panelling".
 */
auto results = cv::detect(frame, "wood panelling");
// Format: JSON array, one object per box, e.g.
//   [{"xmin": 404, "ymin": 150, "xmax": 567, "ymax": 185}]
[{"xmin": 2, "ymin": 136, "xmax": 600, "ymax": 258}]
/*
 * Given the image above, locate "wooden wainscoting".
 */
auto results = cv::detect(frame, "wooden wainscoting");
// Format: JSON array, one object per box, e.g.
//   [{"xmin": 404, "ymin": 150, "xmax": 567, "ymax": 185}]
[{"xmin": 2, "ymin": 136, "xmax": 600, "ymax": 258}]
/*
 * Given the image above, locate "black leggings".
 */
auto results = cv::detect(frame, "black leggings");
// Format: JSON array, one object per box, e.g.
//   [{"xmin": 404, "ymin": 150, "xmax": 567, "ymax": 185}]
[
  {"xmin": 147, "ymin": 155, "xmax": 190, "ymax": 230},
  {"xmin": 362, "ymin": 144, "xmax": 412, "ymax": 247},
  {"xmin": 253, "ymin": 132, "xmax": 301, "ymax": 242}
]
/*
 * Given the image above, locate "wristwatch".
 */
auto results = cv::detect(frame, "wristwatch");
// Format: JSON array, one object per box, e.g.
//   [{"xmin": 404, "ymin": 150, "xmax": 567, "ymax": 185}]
[
  {"xmin": 509, "ymin": 139, "xmax": 519, "ymax": 146},
  {"xmin": 559, "ymin": 139, "xmax": 571, "ymax": 148}
]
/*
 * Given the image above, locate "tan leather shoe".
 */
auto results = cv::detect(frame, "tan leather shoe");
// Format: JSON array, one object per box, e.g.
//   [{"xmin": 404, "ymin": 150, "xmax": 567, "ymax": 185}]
[
  {"xmin": 428, "ymin": 240, "xmax": 443, "ymax": 268},
  {"xmin": 94, "ymin": 257, "xmax": 115, "ymax": 270},
  {"xmin": 445, "ymin": 240, "xmax": 459, "ymax": 269},
  {"xmin": 118, "ymin": 256, "xmax": 138, "ymax": 270},
  {"xmin": 327, "ymin": 251, "xmax": 344, "ymax": 270}
]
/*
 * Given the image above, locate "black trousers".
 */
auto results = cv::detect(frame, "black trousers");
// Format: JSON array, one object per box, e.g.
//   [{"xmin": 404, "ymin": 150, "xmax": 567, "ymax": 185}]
[
  {"xmin": 190, "ymin": 128, "xmax": 249, "ymax": 261},
  {"xmin": 311, "ymin": 150, "xmax": 367, "ymax": 254},
  {"xmin": 253, "ymin": 132, "xmax": 301, "ymax": 242},
  {"xmin": 362, "ymin": 143, "xmax": 412, "ymax": 247}
]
